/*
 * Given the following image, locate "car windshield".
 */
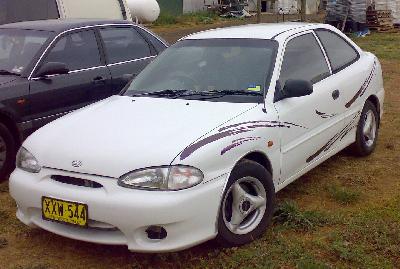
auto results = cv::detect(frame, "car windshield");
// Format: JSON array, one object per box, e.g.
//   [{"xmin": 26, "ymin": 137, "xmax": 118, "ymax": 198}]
[
  {"xmin": 0, "ymin": 29, "xmax": 50, "ymax": 75},
  {"xmin": 125, "ymin": 39, "xmax": 278, "ymax": 99}
]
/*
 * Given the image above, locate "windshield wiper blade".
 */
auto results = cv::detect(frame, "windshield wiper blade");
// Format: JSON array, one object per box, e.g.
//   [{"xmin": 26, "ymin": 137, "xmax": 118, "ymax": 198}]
[
  {"xmin": 0, "ymin": 69, "xmax": 20, "ymax": 76},
  {"xmin": 145, "ymin": 89, "xmax": 189, "ymax": 96},
  {"xmin": 206, "ymin": 90, "xmax": 262, "ymax": 96},
  {"xmin": 130, "ymin": 89, "xmax": 190, "ymax": 98}
]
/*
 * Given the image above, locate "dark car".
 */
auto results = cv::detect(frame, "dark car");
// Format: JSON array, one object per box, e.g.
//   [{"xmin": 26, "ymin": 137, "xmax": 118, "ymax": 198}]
[{"xmin": 0, "ymin": 19, "xmax": 168, "ymax": 179}]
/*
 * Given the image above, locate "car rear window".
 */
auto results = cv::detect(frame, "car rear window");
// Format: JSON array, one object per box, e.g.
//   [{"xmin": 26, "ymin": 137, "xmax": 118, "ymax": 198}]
[
  {"xmin": 315, "ymin": 29, "xmax": 359, "ymax": 73},
  {"xmin": 99, "ymin": 27, "xmax": 151, "ymax": 64}
]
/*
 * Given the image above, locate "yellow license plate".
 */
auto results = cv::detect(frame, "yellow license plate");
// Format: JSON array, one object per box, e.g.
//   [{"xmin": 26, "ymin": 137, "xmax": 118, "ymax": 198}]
[{"xmin": 42, "ymin": 197, "xmax": 88, "ymax": 227}]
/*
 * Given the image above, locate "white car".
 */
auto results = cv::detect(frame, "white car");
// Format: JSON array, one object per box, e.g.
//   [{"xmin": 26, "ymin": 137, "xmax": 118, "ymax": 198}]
[{"xmin": 9, "ymin": 23, "xmax": 384, "ymax": 253}]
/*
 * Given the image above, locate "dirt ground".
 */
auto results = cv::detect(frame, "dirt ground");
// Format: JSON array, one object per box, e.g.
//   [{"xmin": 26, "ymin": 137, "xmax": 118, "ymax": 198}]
[{"xmin": 0, "ymin": 17, "xmax": 399, "ymax": 269}]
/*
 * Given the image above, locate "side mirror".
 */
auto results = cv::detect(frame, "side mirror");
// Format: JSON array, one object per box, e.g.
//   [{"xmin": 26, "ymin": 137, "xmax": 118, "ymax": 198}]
[
  {"xmin": 280, "ymin": 79, "xmax": 313, "ymax": 100},
  {"xmin": 35, "ymin": 62, "xmax": 69, "ymax": 78}
]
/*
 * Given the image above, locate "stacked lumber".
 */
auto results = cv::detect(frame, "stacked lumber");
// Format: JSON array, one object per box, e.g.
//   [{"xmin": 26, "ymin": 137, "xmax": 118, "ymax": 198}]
[
  {"xmin": 367, "ymin": 9, "xmax": 395, "ymax": 31},
  {"xmin": 374, "ymin": 0, "xmax": 400, "ymax": 24}
]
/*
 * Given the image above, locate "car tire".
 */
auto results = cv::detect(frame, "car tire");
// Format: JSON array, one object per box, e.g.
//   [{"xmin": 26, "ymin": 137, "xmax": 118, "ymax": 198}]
[
  {"xmin": 350, "ymin": 100, "xmax": 379, "ymax": 157},
  {"xmin": 215, "ymin": 159, "xmax": 275, "ymax": 247},
  {"xmin": 0, "ymin": 123, "xmax": 16, "ymax": 182}
]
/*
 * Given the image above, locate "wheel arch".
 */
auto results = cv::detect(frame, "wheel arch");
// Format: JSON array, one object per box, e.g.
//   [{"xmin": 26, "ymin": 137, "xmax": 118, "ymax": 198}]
[
  {"xmin": 367, "ymin": 95, "xmax": 381, "ymax": 126},
  {"xmin": 0, "ymin": 112, "xmax": 22, "ymax": 147},
  {"xmin": 238, "ymin": 151, "xmax": 273, "ymax": 178}
]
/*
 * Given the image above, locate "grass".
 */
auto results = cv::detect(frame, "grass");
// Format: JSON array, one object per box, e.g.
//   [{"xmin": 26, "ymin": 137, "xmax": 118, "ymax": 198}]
[
  {"xmin": 153, "ymin": 11, "xmax": 221, "ymax": 26},
  {"xmin": 326, "ymin": 185, "xmax": 361, "ymax": 205},
  {"xmin": 11, "ymin": 265, "xmax": 50, "ymax": 269},
  {"xmin": 0, "ymin": 237, "xmax": 7, "ymax": 248},
  {"xmin": 0, "ymin": 29, "xmax": 400, "ymax": 268},
  {"xmin": 273, "ymin": 200, "xmax": 330, "ymax": 231},
  {"xmin": 353, "ymin": 32, "xmax": 400, "ymax": 61}
]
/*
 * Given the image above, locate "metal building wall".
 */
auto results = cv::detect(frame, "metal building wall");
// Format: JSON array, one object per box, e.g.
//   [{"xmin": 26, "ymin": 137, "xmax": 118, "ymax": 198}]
[
  {"xmin": 157, "ymin": 0, "xmax": 183, "ymax": 15},
  {"xmin": 183, "ymin": 0, "xmax": 206, "ymax": 13}
]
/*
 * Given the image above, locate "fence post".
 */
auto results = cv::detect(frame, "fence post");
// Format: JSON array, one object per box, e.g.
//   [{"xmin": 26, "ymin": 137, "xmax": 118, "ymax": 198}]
[
  {"xmin": 300, "ymin": 0, "xmax": 306, "ymax": 21},
  {"xmin": 257, "ymin": 0, "xmax": 262, "ymax": 23}
]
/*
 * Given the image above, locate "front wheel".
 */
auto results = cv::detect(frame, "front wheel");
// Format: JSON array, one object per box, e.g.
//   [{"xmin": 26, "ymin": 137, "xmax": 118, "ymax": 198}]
[
  {"xmin": 0, "ymin": 123, "xmax": 16, "ymax": 182},
  {"xmin": 216, "ymin": 160, "xmax": 275, "ymax": 247},
  {"xmin": 350, "ymin": 100, "xmax": 379, "ymax": 157}
]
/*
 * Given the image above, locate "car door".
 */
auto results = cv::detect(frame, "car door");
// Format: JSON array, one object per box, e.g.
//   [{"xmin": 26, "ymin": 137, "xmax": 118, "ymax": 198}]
[
  {"xmin": 314, "ymin": 29, "xmax": 369, "ymax": 129},
  {"xmin": 98, "ymin": 26, "xmax": 155, "ymax": 95},
  {"xmin": 29, "ymin": 29, "xmax": 111, "ymax": 129},
  {"xmin": 274, "ymin": 31, "xmax": 348, "ymax": 183}
]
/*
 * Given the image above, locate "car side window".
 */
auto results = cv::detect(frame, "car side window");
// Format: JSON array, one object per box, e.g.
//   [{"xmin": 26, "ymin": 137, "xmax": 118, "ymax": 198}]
[
  {"xmin": 279, "ymin": 33, "xmax": 330, "ymax": 89},
  {"xmin": 41, "ymin": 30, "xmax": 101, "ymax": 71},
  {"xmin": 99, "ymin": 27, "xmax": 151, "ymax": 64},
  {"xmin": 136, "ymin": 27, "xmax": 167, "ymax": 54},
  {"xmin": 315, "ymin": 29, "xmax": 359, "ymax": 73}
]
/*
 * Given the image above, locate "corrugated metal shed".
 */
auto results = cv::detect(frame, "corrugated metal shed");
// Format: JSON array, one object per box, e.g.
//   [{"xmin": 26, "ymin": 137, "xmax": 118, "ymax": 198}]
[{"xmin": 157, "ymin": 0, "xmax": 183, "ymax": 15}]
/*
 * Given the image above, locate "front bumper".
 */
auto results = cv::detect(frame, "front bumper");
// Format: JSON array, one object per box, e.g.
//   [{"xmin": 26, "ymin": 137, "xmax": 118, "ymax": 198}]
[{"xmin": 9, "ymin": 168, "xmax": 228, "ymax": 252}]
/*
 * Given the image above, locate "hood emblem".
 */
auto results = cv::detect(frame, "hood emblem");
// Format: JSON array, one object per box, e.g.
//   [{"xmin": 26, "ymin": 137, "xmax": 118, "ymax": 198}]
[{"xmin": 72, "ymin": 160, "xmax": 83, "ymax": 168}]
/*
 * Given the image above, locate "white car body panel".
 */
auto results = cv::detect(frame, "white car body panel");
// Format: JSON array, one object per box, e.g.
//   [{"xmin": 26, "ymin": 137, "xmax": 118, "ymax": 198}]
[
  {"xmin": 23, "ymin": 95, "xmax": 257, "ymax": 179},
  {"xmin": 9, "ymin": 23, "xmax": 385, "ymax": 252}
]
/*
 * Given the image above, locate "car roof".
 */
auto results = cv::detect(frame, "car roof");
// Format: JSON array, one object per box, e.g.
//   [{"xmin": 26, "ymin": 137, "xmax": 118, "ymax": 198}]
[
  {"xmin": 0, "ymin": 19, "xmax": 133, "ymax": 33},
  {"xmin": 183, "ymin": 22, "xmax": 321, "ymax": 40}
]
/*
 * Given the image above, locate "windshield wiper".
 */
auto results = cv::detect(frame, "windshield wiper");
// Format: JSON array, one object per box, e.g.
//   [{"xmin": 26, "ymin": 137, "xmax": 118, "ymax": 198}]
[
  {"xmin": 130, "ymin": 89, "xmax": 189, "ymax": 98},
  {"xmin": 129, "ymin": 89, "xmax": 262, "ymax": 99},
  {"xmin": 206, "ymin": 90, "xmax": 262, "ymax": 96},
  {"xmin": 0, "ymin": 69, "xmax": 20, "ymax": 76}
]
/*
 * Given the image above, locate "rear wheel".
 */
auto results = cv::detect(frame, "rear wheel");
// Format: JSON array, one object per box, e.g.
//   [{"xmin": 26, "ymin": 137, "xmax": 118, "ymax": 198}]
[
  {"xmin": 350, "ymin": 101, "xmax": 379, "ymax": 157},
  {"xmin": 0, "ymin": 123, "xmax": 16, "ymax": 182},
  {"xmin": 216, "ymin": 160, "xmax": 275, "ymax": 247}
]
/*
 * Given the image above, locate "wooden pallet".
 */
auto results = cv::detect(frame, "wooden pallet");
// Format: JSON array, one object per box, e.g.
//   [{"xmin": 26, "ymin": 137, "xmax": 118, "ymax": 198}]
[{"xmin": 367, "ymin": 9, "xmax": 394, "ymax": 32}]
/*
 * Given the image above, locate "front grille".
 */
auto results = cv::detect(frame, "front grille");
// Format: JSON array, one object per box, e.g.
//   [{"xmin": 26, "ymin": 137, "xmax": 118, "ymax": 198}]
[{"xmin": 51, "ymin": 175, "xmax": 103, "ymax": 189}]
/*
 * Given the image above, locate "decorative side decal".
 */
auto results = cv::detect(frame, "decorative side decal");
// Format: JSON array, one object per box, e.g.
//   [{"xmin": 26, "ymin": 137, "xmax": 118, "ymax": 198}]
[
  {"xmin": 316, "ymin": 110, "xmax": 337, "ymax": 119},
  {"xmin": 180, "ymin": 121, "xmax": 306, "ymax": 161},
  {"xmin": 306, "ymin": 111, "xmax": 362, "ymax": 163},
  {"xmin": 221, "ymin": 137, "xmax": 261, "ymax": 155},
  {"xmin": 345, "ymin": 61, "xmax": 377, "ymax": 109}
]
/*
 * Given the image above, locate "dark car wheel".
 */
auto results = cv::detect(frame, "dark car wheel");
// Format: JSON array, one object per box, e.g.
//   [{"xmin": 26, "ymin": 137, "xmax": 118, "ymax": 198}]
[
  {"xmin": 350, "ymin": 100, "xmax": 379, "ymax": 157},
  {"xmin": 0, "ymin": 123, "xmax": 16, "ymax": 182},
  {"xmin": 216, "ymin": 160, "xmax": 275, "ymax": 247}
]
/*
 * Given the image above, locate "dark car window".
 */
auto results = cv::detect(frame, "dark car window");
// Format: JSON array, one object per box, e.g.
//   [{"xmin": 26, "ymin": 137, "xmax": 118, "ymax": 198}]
[
  {"xmin": 279, "ymin": 33, "xmax": 330, "ymax": 88},
  {"xmin": 99, "ymin": 27, "xmax": 151, "ymax": 64},
  {"xmin": 125, "ymin": 39, "xmax": 278, "ymax": 96},
  {"xmin": 0, "ymin": 0, "xmax": 58, "ymax": 25},
  {"xmin": 0, "ymin": 29, "xmax": 50, "ymax": 75},
  {"xmin": 136, "ymin": 27, "xmax": 168, "ymax": 54},
  {"xmin": 315, "ymin": 29, "xmax": 359, "ymax": 72},
  {"xmin": 41, "ymin": 30, "xmax": 101, "ymax": 71}
]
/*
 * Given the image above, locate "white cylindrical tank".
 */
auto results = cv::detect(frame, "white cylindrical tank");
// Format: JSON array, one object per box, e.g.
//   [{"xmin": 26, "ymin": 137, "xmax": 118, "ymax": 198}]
[{"xmin": 127, "ymin": 0, "xmax": 160, "ymax": 23}]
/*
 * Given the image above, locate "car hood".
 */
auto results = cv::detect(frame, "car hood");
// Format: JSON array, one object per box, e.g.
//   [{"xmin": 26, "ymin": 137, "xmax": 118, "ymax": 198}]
[
  {"xmin": 24, "ymin": 95, "xmax": 258, "ymax": 178},
  {"xmin": 0, "ymin": 75, "xmax": 17, "ymax": 86}
]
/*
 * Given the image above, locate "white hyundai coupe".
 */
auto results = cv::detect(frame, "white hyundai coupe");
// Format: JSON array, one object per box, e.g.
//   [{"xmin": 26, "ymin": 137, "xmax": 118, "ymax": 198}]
[{"xmin": 10, "ymin": 23, "xmax": 384, "ymax": 252}]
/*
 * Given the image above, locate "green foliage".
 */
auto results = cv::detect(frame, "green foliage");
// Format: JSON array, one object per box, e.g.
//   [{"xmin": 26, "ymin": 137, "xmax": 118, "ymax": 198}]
[
  {"xmin": 273, "ymin": 200, "xmax": 330, "ymax": 231},
  {"xmin": 154, "ymin": 11, "xmax": 219, "ymax": 26},
  {"xmin": 354, "ymin": 33, "xmax": 400, "ymax": 60},
  {"xmin": 297, "ymin": 259, "xmax": 330, "ymax": 269},
  {"xmin": 153, "ymin": 12, "xmax": 178, "ymax": 25},
  {"xmin": 326, "ymin": 185, "xmax": 361, "ymax": 205}
]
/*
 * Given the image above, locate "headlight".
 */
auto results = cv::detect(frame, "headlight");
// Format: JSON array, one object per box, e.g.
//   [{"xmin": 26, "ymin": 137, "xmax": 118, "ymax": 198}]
[
  {"xmin": 16, "ymin": 147, "xmax": 41, "ymax": 173},
  {"xmin": 118, "ymin": 166, "xmax": 203, "ymax": 191}
]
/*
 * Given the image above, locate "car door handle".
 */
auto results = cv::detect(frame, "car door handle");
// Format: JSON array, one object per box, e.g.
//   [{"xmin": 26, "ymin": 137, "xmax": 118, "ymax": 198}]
[
  {"xmin": 332, "ymin": 90, "xmax": 340, "ymax": 100},
  {"xmin": 93, "ymin": 76, "xmax": 107, "ymax": 84}
]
